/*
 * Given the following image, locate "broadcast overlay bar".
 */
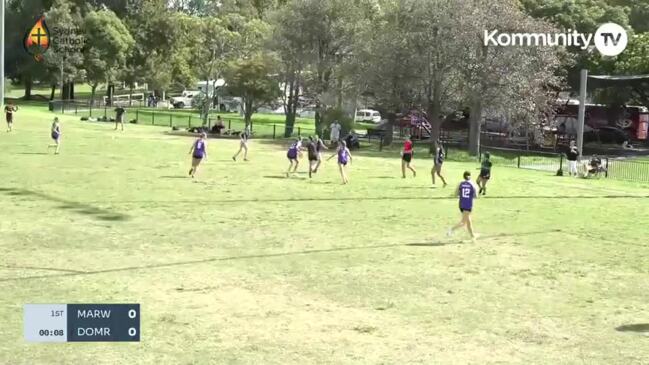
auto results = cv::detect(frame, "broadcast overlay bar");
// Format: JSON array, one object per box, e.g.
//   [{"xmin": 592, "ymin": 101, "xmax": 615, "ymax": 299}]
[{"xmin": 24, "ymin": 304, "xmax": 140, "ymax": 343}]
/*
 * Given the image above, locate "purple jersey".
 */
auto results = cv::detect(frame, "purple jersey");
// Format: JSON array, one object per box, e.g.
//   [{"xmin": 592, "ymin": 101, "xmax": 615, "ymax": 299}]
[
  {"xmin": 458, "ymin": 181, "xmax": 476, "ymax": 210},
  {"xmin": 287, "ymin": 141, "xmax": 300, "ymax": 159},
  {"xmin": 193, "ymin": 139, "xmax": 206, "ymax": 158},
  {"xmin": 338, "ymin": 148, "xmax": 349, "ymax": 164}
]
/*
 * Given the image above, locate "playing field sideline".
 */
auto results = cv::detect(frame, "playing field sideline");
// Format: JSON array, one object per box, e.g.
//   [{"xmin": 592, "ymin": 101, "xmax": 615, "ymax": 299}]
[{"xmin": 1, "ymin": 108, "xmax": 648, "ymax": 364}]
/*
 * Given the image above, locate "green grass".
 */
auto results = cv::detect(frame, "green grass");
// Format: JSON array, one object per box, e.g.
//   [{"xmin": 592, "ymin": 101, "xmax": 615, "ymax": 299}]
[{"xmin": 1, "ymin": 106, "xmax": 649, "ymax": 364}]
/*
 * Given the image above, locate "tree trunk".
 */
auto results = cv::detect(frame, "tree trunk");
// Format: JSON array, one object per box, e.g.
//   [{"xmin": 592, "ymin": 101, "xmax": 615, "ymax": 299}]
[
  {"xmin": 90, "ymin": 85, "xmax": 97, "ymax": 106},
  {"xmin": 426, "ymin": 78, "xmax": 442, "ymax": 147},
  {"xmin": 49, "ymin": 84, "xmax": 56, "ymax": 101},
  {"xmin": 244, "ymin": 97, "xmax": 254, "ymax": 127},
  {"xmin": 62, "ymin": 83, "xmax": 70, "ymax": 101},
  {"xmin": 24, "ymin": 75, "xmax": 33, "ymax": 100},
  {"xmin": 468, "ymin": 97, "xmax": 483, "ymax": 156},
  {"xmin": 106, "ymin": 84, "xmax": 114, "ymax": 106},
  {"xmin": 383, "ymin": 111, "xmax": 396, "ymax": 146},
  {"xmin": 70, "ymin": 82, "xmax": 75, "ymax": 100},
  {"xmin": 284, "ymin": 73, "xmax": 299, "ymax": 137}
]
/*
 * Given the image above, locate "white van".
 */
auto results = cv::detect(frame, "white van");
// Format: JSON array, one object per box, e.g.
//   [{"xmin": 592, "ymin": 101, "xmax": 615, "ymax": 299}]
[{"xmin": 355, "ymin": 109, "xmax": 382, "ymax": 124}]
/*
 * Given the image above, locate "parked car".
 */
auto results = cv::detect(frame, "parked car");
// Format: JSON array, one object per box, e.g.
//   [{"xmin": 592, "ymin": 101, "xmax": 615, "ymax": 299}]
[
  {"xmin": 170, "ymin": 90, "xmax": 202, "ymax": 109},
  {"xmin": 355, "ymin": 109, "xmax": 382, "ymax": 123},
  {"xmin": 584, "ymin": 126, "xmax": 629, "ymax": 144}
]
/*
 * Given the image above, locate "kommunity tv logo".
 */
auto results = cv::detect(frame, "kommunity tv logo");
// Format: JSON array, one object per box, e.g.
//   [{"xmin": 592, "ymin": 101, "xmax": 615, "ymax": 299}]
[{"xmin": 484, "ymin": 23, "xmax": 628, "ymax": 57}]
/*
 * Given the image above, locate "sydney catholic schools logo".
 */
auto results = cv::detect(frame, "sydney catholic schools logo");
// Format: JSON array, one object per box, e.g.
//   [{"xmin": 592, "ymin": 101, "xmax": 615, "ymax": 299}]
[
  {"xmin": 484, "ymin": 23, "xmax": 629, "ymax": 57},
  {"xmin": 23, "ymin": 16, "xmax": 50, "ymax": 62}
]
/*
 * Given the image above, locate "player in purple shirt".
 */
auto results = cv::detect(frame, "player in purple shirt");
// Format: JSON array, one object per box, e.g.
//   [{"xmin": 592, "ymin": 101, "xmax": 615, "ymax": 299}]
[
  {"xmin": 327, "ymin": 140, "xmax": 352, "ymax": 184},
  {"xmin": 188, "ymin": 132, "xmax": 208, "ymax": 178},
  {"xmin": 447, "ymin": 171, "xmax": 478, "ymax": 240},
  {"xmin": 48, "ymin": 117, "xmax": 61, "ymax": 154},
  {"xmin": 286, "ymin": 138, "xmax": 304, "ymax": 177}
]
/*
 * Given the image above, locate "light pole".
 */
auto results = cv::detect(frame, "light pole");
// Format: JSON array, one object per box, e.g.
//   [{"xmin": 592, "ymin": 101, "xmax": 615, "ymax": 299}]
[{"xmin": 1, "ymin": 0, "xmax": 5, "ymax": 109}]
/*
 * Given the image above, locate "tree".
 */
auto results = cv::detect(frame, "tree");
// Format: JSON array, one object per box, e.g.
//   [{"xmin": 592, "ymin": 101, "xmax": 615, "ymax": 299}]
[
  {"xmin": 458, "ymin": 0, "xmax": 563, "ymax": 155},
  {"xmin": 84, "ymin": 9, "xmax": 135, "ymax": 105},
  {"xmin": 224, "ymin": 54, "xmax": 281, "ymax": 126}
]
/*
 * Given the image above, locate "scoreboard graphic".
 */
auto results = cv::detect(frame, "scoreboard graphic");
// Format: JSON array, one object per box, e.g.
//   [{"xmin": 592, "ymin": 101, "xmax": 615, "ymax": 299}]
[{"xmin": 24, "ymin": 304, "xmax": 140, "ymax": 342}]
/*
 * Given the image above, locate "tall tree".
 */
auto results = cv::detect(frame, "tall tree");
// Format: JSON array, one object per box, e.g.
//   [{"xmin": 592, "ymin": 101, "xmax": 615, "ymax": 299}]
[
  {"xmin": 84, "ymin": 9, "xmax": 135, "ymax": 105},
  {"xmin": 224, "ymin": 53, "xmax": 281, "ymax": 126}
]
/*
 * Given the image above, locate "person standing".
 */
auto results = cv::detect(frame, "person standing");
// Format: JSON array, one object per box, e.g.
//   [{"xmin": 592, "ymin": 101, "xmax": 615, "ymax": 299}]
[
  {"xmin": 306, "ymin": 136, "xmax": 319, "ymax": 178},
  {"xmin": 232, "ymin": 125, "xmax": 250, "ymax": 161},
  {"xmin": 401, "ymin": 135, "xmax": 416, "ymax": 178},
  {"xmin": 114, "ymin": 106, "xmax": 125, "ymax": 131},
  {"xmin": 329, "ymin": 120, "xmax": 341, "ymax": 144},
  {"xmin": 431, "ymin": 140, "xmax": 447, "ymax": 187},
  {"xmin": 447, "ymin": 171, "xmax": 478, "ymax": 241},
  {"xmin": 48, "ymin": 117, "xmax": 62, "ymax": 154},
  {"xmin": 476, "ymin": 152, "xmax": 492, "ymax": 195},
  {"xmin": 188, "ymin": 132, "xmax": 208, "ymax": 178},
  {"xmin": 566, "ymin": 140, "xmax": 579, "ymax": 177},
  {"xmin": 5, "ymin": 103, "xmax": 17, "ymax": 132}
]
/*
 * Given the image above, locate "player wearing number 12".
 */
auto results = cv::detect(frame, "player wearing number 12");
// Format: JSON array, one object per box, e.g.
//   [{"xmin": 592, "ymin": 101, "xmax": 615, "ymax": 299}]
[{"xmin": 447, "ymin": 171, "xmax": 478, "ymax": 240}]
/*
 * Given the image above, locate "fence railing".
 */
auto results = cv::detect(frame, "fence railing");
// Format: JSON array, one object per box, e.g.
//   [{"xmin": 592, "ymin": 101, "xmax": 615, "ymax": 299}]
[
  {"xmin": 604, "ymin": 158, "xmax": 649, "ymax": 182},
  {"xmin": 479, "ymin": 146, "xmax": 564, "ymax": 174},
  {"xmin": 52, "ymin": 100, "xmax": 318, "ymax": 139}
]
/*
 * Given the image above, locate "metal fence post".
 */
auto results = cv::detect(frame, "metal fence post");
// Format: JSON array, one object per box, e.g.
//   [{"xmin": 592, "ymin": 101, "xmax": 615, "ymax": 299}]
[
  {"xmin": 298, "ymin": 127, "xmax": 301, "ymax": 136},
  {"xmin": 152, "ymin": 110, "xmax": 155, "ymax": 125},
  {"xmin": 188, "ymin": 115, "xmax": 192, "ymax": 128},
  {"xmin": 273, "ymin": 124, "xmax": 276, "ymax": 139},
  {"xmin": 75, "ymin": 104, "xmax": 78, "ymax": 115},
  {"xmin": 89, "ymin": 103, "xmax": 93, "ymax": 117},
  {"xmin": 169, "ymin": 114, "xmax": 172, "ymax": 127},
  {"xmin": 136, "ymin": 109, "xmax": 139, "ymax": 123},
  {"xmin": 228, "ymin": 120, "xmax": 231, "ymax": 129},
  {"xmin": 557, "ymin": 154, "xmax": 564, "ymax": 176},
  {"xmin": 104, "ymin": 105, "xmax": 107, "ymax": 118},
  {"xmin": 605, "ymin": 158, "xmax": 609, "ymax": 178},
  {"xmin": 517, "ymin": 154, "xmax": 521, "ymax": 168}
]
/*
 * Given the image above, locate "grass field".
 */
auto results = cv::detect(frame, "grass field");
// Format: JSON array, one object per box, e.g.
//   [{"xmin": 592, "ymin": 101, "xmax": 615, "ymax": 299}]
[{"xmin": 1, "ymin": 106, "xmax": 649, "ymax": 364}]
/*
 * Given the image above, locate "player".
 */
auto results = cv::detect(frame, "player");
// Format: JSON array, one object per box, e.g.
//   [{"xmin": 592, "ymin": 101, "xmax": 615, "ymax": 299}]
[
  {"xmin": 313, "ymin": 135, "xmax": 328, "ymax": 173},
  {"xmin": 5, "ymin": 103, "xmax": 17, "ymax": 132},
  {"xmin": 401, "ymin": 135, "xmax": 416, "ymax": 178},
  {"xmin": 327, "ymin": 140, "xmax": 352, "ymax": 184},
  {"xmin": 306, "ymin": 136, "xmax": 319, "ymax": 178},
  {"xmin": 431, "ymin": 140, "xmax": 447, "ymax": 187},
  {"xmin": 188, "ymin": 132, "xmax": 208, "ymax": 178},
  {"xmin": 476, "ymin": 152, "xmax": 492, "ymax": 195},
  {"xmin": 114, "ymin": 106, "xmax": 125, "ymax": 131},
  {"xmin": 48, "ymin": 117, "xmax": 62, "ymax": 154},
  {"xmin": 232, "ymin": 125, "xmax": 250, "ymax": 161},
  {"xmin": 286, "ymin": 138, "xmax": 303, "ymax": 177},
  {"xmin": 447, "ymin": 171, "xmax": 478, "ymax": 240}
]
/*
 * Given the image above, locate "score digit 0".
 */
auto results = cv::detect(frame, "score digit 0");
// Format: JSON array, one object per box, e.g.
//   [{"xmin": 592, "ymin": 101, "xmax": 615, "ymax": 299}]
[
  {"xmin": 128, "ymin": 309, "xmax": 137, "ymax": 319},
  {"xmin": 128, "ymin": 327, "xmax": 137, "ymax": 336}
]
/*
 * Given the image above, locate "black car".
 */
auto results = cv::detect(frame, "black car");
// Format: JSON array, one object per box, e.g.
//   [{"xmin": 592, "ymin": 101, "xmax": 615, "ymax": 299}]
[{"xmin": 584, "ymin": 126, "xmax": 629, "ymax": 145}]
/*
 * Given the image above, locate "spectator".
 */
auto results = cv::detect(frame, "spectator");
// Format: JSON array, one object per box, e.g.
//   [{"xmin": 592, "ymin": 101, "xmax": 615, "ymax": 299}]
[
  {"xmin": 211, "ymin": 116, "xmax": 225, "ymax": 135},
  {"xmin": 329, "ymin": 120, "xmax": 341, "ymax": 143},
  {"xmin": 114, "ymin": 106, "xmax": 125, "ymax": 131},
  {"xmin": 587, "ymin": 154, "xmax": 603, "ymax": 176},
  {"xmin": 345, "ymin": 131, "xmax": 360, "ymax": 150},
  {"xmin": 566, "ymin": 140, "xmax": 579, "ymax": 177}
]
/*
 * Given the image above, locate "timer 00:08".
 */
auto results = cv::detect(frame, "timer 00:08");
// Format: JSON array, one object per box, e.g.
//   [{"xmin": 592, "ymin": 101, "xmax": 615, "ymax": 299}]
[{"xmin": 39, "ymin": 329, "xmax": 64, "ymax": 336}]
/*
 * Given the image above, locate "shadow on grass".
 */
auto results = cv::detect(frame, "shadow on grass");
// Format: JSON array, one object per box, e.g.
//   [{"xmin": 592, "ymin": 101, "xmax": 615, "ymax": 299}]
[
  {"xmin": 615, "ymin": 324, "xmax": 649, "ymax": 333},
  {"xmin": 17, "ymin": 152, "xmax": 49, "ymax": 155},
  {"xmin": 0, "ymin": 229, "xmax": 560, "ymax": 283},
  {"xmin": 0, "ymin": 187, "xmax": 129, "ymax": 222},
  {"xmin": 407, "ymin": 230, "xmax": 563, "ymax": 247},
  {"xmin": 160, "ymin": 175, "xmax": 188, "ymax": 179}
]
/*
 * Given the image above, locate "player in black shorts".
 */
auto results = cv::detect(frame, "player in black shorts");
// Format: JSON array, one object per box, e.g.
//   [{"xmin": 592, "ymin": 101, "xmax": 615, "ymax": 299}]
[
  {"xmin": 307, "ymin": 137, "xmax": 319, "ymax": 178},
  {"xmin": 476, "ymin": 152, "xmax": 492, "ymax": 195}
]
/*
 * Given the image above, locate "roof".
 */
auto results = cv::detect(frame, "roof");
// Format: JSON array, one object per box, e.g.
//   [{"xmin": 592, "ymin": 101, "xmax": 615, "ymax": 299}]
[{"xmin": 588, "ymin": 74, "xmax": 649, "ymax": 89}]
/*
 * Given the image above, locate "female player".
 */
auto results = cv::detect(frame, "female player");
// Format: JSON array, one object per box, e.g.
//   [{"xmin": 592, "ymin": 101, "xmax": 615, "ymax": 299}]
[
  {"xmin": 447, "ymin": 171, "xmax": 478, "ymax": 240},
  {"xmin": 306, "ymin": 136, "xmax": 319, "ymax": 178},
  {"xmin": 476, "ymin": 152, "xmax": 492, "ymax": 195},
  {"xmin": 5, "ymin": 103, "xmax": 17, "ymax": 132},
  {"xmin": 431, "ymin": 140, "xmax": 447, "ymax": 187},
  {"xmin": 327, "ymin": 140, "xmax": 352, "ymax": 184},
  {"xmin": 313, "ymin": 136, "xmax": 328, "ymax": 173},
  {"xmin": 188, "ymin": 132, "xmax": 208, "ymax": 178},
  {"xmin": 48, "ymin": 117, "xmax": 61, "ymax": 154},
  {"xmin": 286, "ymin": 138, "xmax": 303, "ymax": 177},
  {"xmin": 232, "ymin": 126, "xmax": 250, "ymax": 161},
  {"xmin": 401, "ymin": 135, "xmax": 416, "ymax": 178}
]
